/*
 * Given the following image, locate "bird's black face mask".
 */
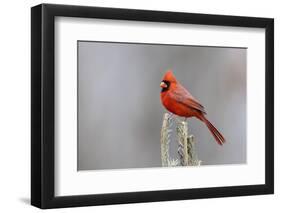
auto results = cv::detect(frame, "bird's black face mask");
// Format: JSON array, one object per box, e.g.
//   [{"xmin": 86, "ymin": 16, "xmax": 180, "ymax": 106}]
[{"xmin": 160, "ymin": 80, "xmax": 170, "ymax": 92}]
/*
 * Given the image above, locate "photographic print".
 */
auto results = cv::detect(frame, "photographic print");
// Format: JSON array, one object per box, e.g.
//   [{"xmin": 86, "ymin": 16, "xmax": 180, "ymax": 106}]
[
  {"xmin": 77, "ymin": 41, "xmax": 246, "ymax": 171},
  {"xmin": 31, "ymin": 4, "xmax": 273, "ymax": 208}
]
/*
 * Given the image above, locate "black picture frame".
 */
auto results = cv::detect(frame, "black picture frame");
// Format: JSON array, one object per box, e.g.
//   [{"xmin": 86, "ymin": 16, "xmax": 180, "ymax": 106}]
[{"xmin": 31, "ymin": 3, "xmax": 274, "ymax": 209}]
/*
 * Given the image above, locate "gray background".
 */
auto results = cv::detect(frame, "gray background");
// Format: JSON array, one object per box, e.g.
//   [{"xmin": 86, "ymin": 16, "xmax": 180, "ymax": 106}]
[{"xmin": 78, "ymin": 41, "xmax": 246, "ymax": 170}]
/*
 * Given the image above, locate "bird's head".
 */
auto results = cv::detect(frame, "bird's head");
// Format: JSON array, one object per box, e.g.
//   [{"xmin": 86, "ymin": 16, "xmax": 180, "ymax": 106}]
[{"xmin": 160, "ymin": 70, "xmax": 177, "ymax": 92}]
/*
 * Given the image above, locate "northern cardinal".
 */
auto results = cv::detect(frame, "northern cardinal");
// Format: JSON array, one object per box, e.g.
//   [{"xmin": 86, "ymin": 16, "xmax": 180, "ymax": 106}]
[{"xmin": 160, "ymin": 70, "xmax": 225, "ymax": 145}]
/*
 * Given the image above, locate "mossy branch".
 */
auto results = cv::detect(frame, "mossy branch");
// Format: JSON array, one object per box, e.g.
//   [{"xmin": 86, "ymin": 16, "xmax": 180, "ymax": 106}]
[
  {"xmin": 160, "ymin": 113, "xmax": 201, "ymax": 167},
  {"xmin": 160, "ymin": 113, "xmax": 173, "ymax": 166},
  {"xmin": 176, "ymin": 120, "xmax": 201, "ymax": 166}
]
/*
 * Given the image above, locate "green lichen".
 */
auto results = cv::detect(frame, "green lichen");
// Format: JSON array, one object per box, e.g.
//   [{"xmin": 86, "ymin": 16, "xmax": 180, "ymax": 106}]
[{"xmin": 160, "ymin": 113, "xmax": 201, "ymax": 167}]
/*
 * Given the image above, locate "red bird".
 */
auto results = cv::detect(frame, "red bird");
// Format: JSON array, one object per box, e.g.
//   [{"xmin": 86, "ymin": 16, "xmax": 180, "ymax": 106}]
[{"xmin": 160, "ymin": 70, "xmax": 225, "ymax": 145}]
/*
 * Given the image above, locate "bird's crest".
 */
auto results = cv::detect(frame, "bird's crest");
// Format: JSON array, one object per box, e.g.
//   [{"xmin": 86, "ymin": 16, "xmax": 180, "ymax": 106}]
[{"xmin": 162, "ymin": 70, "xmax": 177, "ymax": 83}]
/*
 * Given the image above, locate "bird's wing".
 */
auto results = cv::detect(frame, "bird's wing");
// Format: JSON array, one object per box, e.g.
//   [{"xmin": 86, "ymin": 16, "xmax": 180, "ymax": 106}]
[{"xmin": 170, "ymin": 86, "xmax": 207, "ymax": 114}]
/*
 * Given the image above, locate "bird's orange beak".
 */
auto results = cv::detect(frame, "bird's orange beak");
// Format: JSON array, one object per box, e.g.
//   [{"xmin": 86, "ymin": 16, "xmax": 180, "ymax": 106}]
[{"xmin": 160, "ymin": 81, "xmax": 167, "ymax": 88}]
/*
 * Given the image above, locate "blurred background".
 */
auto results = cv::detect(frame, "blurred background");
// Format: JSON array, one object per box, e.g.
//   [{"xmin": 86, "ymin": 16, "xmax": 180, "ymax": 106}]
[{"xmin": 78, "ymin": 41, "xmax": 246, "ymax": 170}]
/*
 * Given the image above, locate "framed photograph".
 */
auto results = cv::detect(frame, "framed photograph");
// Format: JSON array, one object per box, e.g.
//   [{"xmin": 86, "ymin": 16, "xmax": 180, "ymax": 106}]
[{"xmin": 31, "ymin": 3, "xmax": 274, "ymax": 209}]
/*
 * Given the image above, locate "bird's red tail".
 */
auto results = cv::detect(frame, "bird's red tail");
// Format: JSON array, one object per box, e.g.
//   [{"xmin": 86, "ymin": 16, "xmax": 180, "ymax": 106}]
[{"xmin": 200, "ymin": 116, "xmax": 225, "ymax": 145}]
